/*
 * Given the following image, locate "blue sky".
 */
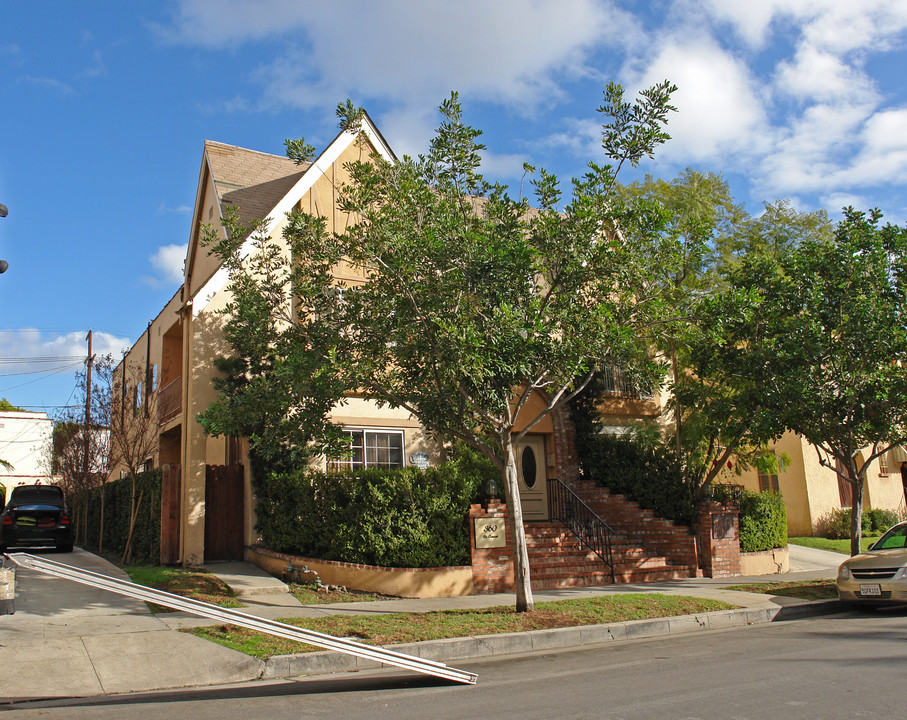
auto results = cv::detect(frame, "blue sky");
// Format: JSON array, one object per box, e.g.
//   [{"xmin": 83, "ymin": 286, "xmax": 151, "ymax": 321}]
[{"xmin": 2, "ymin": 0, "xmax": 906, "ymax": 416}]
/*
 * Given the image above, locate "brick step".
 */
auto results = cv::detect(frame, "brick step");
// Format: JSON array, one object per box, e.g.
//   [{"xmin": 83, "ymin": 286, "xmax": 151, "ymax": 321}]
[
  {"xmin": 529, "ymin": 555, "xmax": 668, "ymax": 572},
  {"xmin": 614, "ymin": 565, "xmax": 701, "ymax": 584},
  {"xmin": 529, "ymin": 564, "xmax": 701, "ymax": 590},
  {"xmin": 527, "ymin": 538, "xmax": 657, "ymax": 559}
]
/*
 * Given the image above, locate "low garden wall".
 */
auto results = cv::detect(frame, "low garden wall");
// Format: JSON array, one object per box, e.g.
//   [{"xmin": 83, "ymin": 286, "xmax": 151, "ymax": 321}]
[
  {"xmin": 739, "ymin": 546, "xmax": 789, "ymax": 575},
  {"xmin": 248, "ymin": 545, "xmax": 474, "ymax": 598}
]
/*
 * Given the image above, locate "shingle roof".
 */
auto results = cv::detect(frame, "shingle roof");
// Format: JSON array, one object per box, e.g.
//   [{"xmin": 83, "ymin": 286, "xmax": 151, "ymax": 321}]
[{"xmin": 204, "ymin": 140, "xmax": 310, "ymax": 228}]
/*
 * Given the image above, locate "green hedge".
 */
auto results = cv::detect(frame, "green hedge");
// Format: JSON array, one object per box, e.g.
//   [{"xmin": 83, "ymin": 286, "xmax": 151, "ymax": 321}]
[
  {"xmin": 713, "ymin": 485, "xmax": 787, "ymax": 552},
  {"xmin": 83, "ymin": 470, "xmax": 161, "ymax": 564},
  {"xmin": 256, "ymin": 459, "xmax": 489, "ymax": 568},
  {"xmin": 577, "ymin": 432, "xmax": 697, "ymax": 525}
]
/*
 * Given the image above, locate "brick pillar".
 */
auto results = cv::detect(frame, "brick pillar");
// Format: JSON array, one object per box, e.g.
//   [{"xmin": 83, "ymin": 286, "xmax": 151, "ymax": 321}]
[
  {"xmin": 469, "ymin": 500, "xmax": 515, "ymax": 594},
  {"xmin": 551, "ymin": 403, "xmax": 580, "ymax": 485},
  {"xmin": 695, "ymin": 502, "xmax": 741, "ymax": 578}
]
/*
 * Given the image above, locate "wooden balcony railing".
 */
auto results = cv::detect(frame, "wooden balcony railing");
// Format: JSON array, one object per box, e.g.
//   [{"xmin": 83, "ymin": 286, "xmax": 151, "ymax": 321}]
[{"xmin": 159, "ymin": 377, "xmax": 181, "ymax": 423}]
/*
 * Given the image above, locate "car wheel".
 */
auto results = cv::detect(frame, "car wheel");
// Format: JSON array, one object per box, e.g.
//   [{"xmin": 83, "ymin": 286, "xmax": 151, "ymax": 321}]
[{"xmin": 57, "ymin": 542, "xmax": 74, "ymax": 553}]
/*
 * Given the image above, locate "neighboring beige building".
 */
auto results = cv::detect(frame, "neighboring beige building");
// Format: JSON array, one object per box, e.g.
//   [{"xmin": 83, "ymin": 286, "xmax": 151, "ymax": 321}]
[
  {"xmin": 0, "ymin": 409, "xmax": 57, "ymax": 499},
  {"xmin": 729, "ymin": 431, "xmax": 906, "ymax": 536}
]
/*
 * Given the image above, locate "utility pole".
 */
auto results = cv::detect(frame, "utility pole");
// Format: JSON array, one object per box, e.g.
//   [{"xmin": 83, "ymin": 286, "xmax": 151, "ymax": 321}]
[
  {"xmin": 0, "ymin": 202, "xmax": 8, "ymax": 274},
  {"xmin": 82, "ymin": 330, "xmax": 94, "ymax": 547}
]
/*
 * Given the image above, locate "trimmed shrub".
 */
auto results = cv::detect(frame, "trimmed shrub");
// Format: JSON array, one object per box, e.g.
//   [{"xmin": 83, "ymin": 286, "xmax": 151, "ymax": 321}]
[
  {"xmin": 866, "ymin": 508, "xmax": 899, "ymax": 534},
  {"xmin": 738, "ymin": 491, "xmax": 787, "ymax": 552},
  {"xmin": 256, "ymin": 455, "xmax": 491, "ymax": 568},
  {"xmin": 712, "ymin": 485, "xmax": 787, "ymax": 552}
]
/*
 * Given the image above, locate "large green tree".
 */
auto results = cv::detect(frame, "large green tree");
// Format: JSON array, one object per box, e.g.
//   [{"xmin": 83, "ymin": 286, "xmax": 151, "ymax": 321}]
[
  {"xmin": 302, "ymin": 84, "xmax": 679, "ymax": 611},
  {"xmin": 616, "ymin": 172, "xmax": 832, "ymax": 495},
  {"xmin": 205, "ymin": 82, "xmax": 681, "ymax": 612},
  {"xmin": 198, "ymin": 211, "xmax": 349, "ymax": 480},
  {"xmin": 709, "ymin": 208, "xmax": 907, "ymax": 555}
]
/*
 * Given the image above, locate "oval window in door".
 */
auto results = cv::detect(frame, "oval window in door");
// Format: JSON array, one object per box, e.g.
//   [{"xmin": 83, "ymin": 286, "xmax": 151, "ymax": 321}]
[{"xmin": 521, "ymin": 445, "xmax": 537, "ymax": 489}]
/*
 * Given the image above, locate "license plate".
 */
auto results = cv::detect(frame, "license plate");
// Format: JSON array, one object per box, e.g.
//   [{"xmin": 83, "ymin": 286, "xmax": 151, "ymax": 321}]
[{"xmin": 860, "ymin": 584, "xmax": 882, "ymax": 596}]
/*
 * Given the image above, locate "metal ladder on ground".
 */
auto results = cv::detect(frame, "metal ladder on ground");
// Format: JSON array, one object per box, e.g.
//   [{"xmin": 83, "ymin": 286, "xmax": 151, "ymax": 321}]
[{"xmin": 6, "ymin": 552, "xmax": 477, "ymax": 685}]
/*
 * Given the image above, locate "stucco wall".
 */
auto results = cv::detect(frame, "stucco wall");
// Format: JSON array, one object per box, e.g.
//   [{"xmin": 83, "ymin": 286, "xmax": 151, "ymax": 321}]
[
  {"xmin": 249, "ymin": 546, "xmax": 474, "ymax": 598},
  {"xmin": 733, "ymin": 431, "xmax": 906, "ymax": 537}
]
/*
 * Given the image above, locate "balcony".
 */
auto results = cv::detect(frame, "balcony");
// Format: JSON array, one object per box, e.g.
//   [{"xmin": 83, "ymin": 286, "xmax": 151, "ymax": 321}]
[{"xmin": 159, "ymin": 377, "xmax": 182, "ymax": 423}]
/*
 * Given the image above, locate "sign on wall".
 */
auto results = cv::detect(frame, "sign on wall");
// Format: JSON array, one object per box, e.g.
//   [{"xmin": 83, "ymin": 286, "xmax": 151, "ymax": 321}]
[
  {"xmin": 409, "ymin": 451, "xmax": 430, "ymax": 470},
  {"xmin": 474, "ymin": 517, "xmax": 507, "ymax": 548}
]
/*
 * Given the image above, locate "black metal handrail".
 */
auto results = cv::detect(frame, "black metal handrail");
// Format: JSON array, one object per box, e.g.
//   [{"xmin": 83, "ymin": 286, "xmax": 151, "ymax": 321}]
[{"xmin": 547, "ymin": 478, "xmax": 615, "ymax": 582}]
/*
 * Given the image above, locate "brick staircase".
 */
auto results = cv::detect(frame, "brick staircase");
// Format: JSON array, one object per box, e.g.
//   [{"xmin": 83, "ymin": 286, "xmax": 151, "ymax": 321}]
[{"xmin": 525, "ymin": 480, "xmax": 701, "ymax": 589}]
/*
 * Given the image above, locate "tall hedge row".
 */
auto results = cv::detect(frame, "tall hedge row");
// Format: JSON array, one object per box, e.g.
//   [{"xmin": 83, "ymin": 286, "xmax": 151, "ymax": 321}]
[
  {"xmin": 83, "ymin": 470, "xmax": 161, "ymax": 564},
  {"xmin": 257, "ymin": 461, "xmax": 488, "ymax": 568}
]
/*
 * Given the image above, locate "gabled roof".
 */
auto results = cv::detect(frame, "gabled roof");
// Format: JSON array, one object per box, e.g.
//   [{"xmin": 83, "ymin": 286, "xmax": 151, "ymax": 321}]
[
  {"xmin": 204, "ymin": 141, "xmax": 310, "ymax": 230},
  {"xmin": 189, "ymin": 112, "xmax": 396, "ymax": 316}
]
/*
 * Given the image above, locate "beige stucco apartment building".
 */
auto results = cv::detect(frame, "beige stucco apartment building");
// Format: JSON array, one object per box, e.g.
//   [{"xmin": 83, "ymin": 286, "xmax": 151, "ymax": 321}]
[{"xmin": 112, "ymin": 116, "xmax": 643, "ymax": 566}]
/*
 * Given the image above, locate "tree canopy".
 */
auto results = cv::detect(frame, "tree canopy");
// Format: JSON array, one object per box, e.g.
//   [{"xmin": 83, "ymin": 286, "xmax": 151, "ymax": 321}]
[
  {"xmin": 204, "ymin": 81, "xmax": 681, "ymax": 611},
  {"xmin": 705, "ymin": 207, "xmax": 907, "ymax": 554}
]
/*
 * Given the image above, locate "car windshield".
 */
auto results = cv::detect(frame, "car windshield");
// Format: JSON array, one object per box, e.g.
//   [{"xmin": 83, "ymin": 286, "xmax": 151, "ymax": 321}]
[
  {"xmin": 872, "ymin": 524, "xmax": 907, "ymax": 550},
  {"xmin": 9, "ymin": 486, "xmax": 64, "ymax": 506}
]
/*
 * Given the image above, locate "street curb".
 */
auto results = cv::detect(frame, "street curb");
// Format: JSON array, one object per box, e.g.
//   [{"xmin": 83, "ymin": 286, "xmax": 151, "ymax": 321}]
[{"xmin": 260, "ymin": 599, "xmax": 844, "ymax": 680}]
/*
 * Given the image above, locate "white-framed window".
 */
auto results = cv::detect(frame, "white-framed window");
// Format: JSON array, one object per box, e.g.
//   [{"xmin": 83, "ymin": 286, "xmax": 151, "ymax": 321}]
[
  {"xmin": 329, "ymin": 428, "xmax": 405, "ymax": 471},
  {"xmin": 879, "ymin": 451, "xmax": 890, "ymax": 477}
]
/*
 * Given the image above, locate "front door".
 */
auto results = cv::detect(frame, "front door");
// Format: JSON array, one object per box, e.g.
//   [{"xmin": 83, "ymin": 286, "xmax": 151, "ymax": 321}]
[{"xmin": 517, "ymin": 435, "xmax": 548, "ymax": 521}]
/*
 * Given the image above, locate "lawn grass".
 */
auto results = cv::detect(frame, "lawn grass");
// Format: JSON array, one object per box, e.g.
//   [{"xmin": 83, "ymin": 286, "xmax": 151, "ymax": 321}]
[
  {"xmin": 123, "ymin": 565, "xmax": 243, "ymax": 611},
  {"xmin": 722, "ymin": 579, "xmax": 838, "ymax": 600},
  {"xmin": 788, "ymin": 536, "xmax": 877, "ymax": 554},
  {"xmin": 190, "ymin": 594, "xmax": 735, "ymax": 659}
]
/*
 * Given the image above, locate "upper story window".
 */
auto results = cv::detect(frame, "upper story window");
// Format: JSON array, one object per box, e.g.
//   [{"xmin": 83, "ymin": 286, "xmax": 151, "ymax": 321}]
[{"xmin": 878, "ymin": 451, "xmax": 889, "ymax": 477}]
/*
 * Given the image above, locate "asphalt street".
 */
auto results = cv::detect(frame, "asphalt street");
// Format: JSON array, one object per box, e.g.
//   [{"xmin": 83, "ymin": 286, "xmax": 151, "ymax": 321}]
[{"xmin": 4, "ymin": 609, "xmax": 905, "ymax": 719}]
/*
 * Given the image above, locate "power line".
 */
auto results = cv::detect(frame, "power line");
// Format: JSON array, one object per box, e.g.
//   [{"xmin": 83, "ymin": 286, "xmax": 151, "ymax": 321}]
[{"xmin": 0, "ymin": 356, "xmax": 85, "ymax": 363}]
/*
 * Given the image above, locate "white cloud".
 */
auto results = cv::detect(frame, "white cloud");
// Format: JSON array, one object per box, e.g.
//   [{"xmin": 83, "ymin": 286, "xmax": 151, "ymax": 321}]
[
  {"xmin": 701, "ymin": 0, "xmax": 907, "ymax": 52},
  {"xmin": 479, "ymin": 151, "xmax": 531, "ymax": 186},
  {"xmin": 822, "ymin": 192, "xmax": 868, "ymax": 212},
  {"xmin": 156, "ymin": 203, "xmax": 192, "ymax": 215},
  {"xmin": 158, "ymin": 0, "xmax": 639, "ymax": 148},
  {"xmin": 774, "ymin": 45, "xmax": 877, "ymax": 104},
  {"xmin": 0, "ymin": 329, "xmax": 131, "ymax": 386},
  {"xmin": 862, "ymin": 109, "xmax": 907, "ymax": 154},
  {"xmin": 148, "ymin": 244, "xmax": 187, "ymax": 286},
  {"xmin": 626, "ymin": 39, "xmax": 772, "ymax": 164},
  {"xmin": 17, "ymin": 76, "xmax": 75, "ymax": 96}
]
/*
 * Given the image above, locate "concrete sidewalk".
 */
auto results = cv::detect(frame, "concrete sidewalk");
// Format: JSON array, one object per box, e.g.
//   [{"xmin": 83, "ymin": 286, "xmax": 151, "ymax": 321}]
[{"xmin": 1, "ymin": 545, "xmax": 845, "ymax": 703}]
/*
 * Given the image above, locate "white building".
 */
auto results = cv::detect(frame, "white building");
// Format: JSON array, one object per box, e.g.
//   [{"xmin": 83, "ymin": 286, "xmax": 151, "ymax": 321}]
[{"xmin": 0, "ymin": 410, "xmax": 57, "ymax": 501}]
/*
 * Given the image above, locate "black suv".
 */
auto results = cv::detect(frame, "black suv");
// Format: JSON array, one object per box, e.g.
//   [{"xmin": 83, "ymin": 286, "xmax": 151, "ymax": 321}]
[{"xmin": 0, "ymin": 484, "xmax": 74, "ymax": 553}]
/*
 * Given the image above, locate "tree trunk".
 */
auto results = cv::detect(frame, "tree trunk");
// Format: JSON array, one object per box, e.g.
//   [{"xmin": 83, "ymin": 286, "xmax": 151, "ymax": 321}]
[
  {"xmin": 850, "ymin": 471, "xmax": 864, "ymax": 557},
  {"xmin": 502, "ymin": 440, "xmax": 534, "ymax": 612},
  {"xmin": 122, "ymin": 490, "xmax": 144, "ymax": 565}
]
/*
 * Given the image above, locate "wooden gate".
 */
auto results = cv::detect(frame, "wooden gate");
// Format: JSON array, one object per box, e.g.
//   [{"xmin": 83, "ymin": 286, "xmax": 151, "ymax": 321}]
[
  {"xmin": 204, "ymin": 464, "xmax": 245, "ymax": 562},
  {"xmin": 160, "ymin": 464, "xmax": 181, "ymax": 564}
]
